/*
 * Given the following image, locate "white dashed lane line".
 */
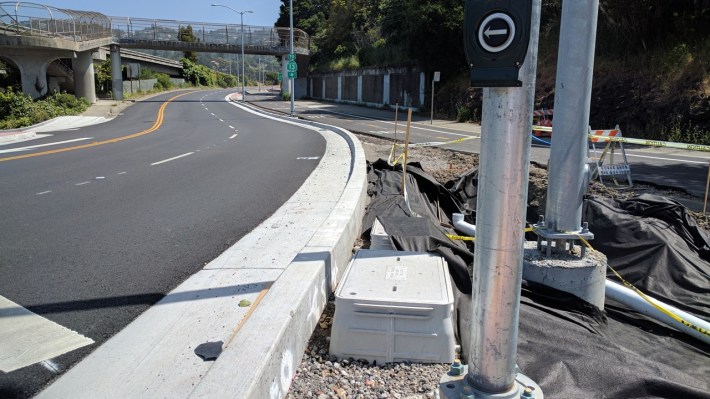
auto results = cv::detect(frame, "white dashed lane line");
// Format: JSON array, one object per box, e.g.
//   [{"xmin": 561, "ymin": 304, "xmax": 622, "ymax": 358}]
[
  {"xmin": 151, "ymin": 152, "xmax": 194, "ymax": 166},
  {"xmin": 229, "ymin": 134, "xmax": 238, "ymax": 139},
  {"xmin": 75, "ymin": 181, "xmax": 91, "ymax": 186},
  {"xmin": 117, "ymin": 172, "xmax": 127, "ymax": 175},
  {"xmin": 36, "ymin": 191, "xmax": 52, "ymax": 195},
  {"xmin": 228, "ymin": 125, "xmax": 235, "ymax": 129}
]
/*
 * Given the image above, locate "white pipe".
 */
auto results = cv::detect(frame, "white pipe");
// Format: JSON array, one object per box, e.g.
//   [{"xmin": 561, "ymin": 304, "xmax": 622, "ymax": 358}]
[
  {"xmin": 452, "ymin": 213, "xmax": 475, "ymax": 237},
  {"xmin": 605, "ymin": 279, "xmax": 710, "ymax": 346}
]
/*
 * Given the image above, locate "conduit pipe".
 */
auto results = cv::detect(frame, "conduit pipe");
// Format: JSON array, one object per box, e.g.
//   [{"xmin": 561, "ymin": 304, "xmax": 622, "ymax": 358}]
[
  {"xmin": 605, "ymin": 279, "xmax": 710, "ymax": 346},
  {"xmin": 452, "ymin": 213, "xmax": 476, "ymax": 237}
]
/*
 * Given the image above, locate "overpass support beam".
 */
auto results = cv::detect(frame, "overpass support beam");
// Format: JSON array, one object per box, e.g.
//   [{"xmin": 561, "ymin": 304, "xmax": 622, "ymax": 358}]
[
  {"xmin": 10, "ymin": 54, "xmax": 50, "ymax": 99},
  {"xmin": 280, "ymin": 57, "xmax": 291, "ymax": 98},
  {"xmin": 73, "ymin": 50, "xmax": 97, "ymax": 104},
  {"xmin": 110, "ymin": 45, "xmax": 123, "ymax": 101}
]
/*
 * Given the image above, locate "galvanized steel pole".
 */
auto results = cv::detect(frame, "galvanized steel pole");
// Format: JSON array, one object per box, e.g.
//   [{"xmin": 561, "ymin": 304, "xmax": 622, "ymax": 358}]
[
  {"xmin": 467, "ymin": 0, "xmax": 541, "ymax": 394},
  {"xmin": 544, "ymin": 0, "xmax": 600, "ymax": 233},
  {"xmin": 289, "ymin": 0, "xmax": 295, "ymax": 116}
]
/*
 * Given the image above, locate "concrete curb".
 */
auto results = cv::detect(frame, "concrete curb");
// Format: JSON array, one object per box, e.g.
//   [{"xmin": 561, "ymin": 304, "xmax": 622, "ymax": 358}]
[
  {"xmin": 37, "ymin": 94, "xmax": 367, "ymax": 399},
  {"xmin": 190, "ymin": 101, "xmax": 367, "ymax": 399}
]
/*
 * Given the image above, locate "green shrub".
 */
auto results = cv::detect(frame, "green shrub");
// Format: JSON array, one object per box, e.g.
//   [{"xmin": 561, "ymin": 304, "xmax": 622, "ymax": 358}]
[
  {"xmin": 0, "ymin": 89, "xmax": 89, "ymax": 129},
  {"xmin": 456, "ymin": 105, "xmax": 473, "ymax": 122}
]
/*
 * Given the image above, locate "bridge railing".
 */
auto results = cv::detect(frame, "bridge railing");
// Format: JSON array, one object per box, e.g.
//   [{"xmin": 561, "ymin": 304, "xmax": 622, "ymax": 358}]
[
  {"xmin": 0, "ymin": 2, "xmax": 111, "ymax": 41},
  {"xmin": 110, "ymin": 17, "xmax": 310, "ymax": 55}
]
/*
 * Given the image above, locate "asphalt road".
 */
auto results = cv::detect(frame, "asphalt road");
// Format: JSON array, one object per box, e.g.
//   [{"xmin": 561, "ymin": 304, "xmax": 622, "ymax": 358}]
[
  {"xmin": 250, "ymin": 93, "xmax": 710, "ymax": 208},
  {"xmin": 0, "ymin": 89, "xmax": 325, "ymax": 398}
]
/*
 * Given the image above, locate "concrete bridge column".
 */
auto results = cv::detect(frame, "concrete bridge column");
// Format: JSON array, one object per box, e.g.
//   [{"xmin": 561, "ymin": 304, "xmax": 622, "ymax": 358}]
[
  {"xmin": 280, "ymin": 58, "xmax": 292, "ymax": 97},
  {"xmin": 8, "ymin": 54, "xmax": 50, "ymax": 99},
  {"xmin": 337, "ymin": 74, "xmax": 342, "ymax": 101},
  {"xmin": 110, "ymin": 44, "xmax": 123, "ymax": 101},
  {"xmin": 383, "ymin": 72, "xmax": 391, "ymax": 105},
  {"xmin": 357, "ymin": 76, "xmax": 363, "ymax": 103},
  {"xmin": 73, "ymin": 50, "xmax": 96, "ymax": 104}
]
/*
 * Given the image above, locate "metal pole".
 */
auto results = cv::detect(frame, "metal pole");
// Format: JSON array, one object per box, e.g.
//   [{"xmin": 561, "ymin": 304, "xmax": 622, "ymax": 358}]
[
  {"xmin": 240, "ymin": 12, "xmax": 245, "ymax": 99},
  {"xmin": 468, "ymin": 0, "xmax": 541, "ymax": 394},
  {"xmin": 289, "ymin": 0, "xmax": 295, "ymax": 116},
  {"xmin": 544, "ymin": 0, "xmax": 600, "ymax": 233},
  {"xmin": 704, "ymin": 160, "xmax": 710, "ymax": 215},
  {"xmin": 430, "ymin": 79, "xmax": 435, "ymax": 124}
]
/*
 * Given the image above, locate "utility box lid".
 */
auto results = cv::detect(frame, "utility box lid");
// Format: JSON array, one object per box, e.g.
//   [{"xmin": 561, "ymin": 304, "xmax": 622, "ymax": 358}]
[{"xmin": 336, "ymin": 250, "xmax": 451, "ymax": 304}]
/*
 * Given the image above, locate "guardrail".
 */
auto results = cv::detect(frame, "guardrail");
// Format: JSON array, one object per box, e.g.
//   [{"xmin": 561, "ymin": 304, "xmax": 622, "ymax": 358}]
[
  {"xmin": 0, "ymin": 2, "xmax": 111, "ymax": 41},
  {"xmin": 110, "ymin": 17, "xmax": 310, "ymax": 55}
]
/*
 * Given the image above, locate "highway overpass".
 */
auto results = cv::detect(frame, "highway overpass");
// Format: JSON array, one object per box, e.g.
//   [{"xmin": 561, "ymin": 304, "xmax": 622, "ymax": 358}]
[{"xmin": 0, "ymin": 2, "xmax": 310, "ymax": 101}]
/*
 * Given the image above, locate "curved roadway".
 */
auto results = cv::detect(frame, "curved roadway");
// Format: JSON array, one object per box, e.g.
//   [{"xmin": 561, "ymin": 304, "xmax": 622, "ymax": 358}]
[{"xmin": 0, "ymin": 89, "xmax": 325, "ymax": 398}]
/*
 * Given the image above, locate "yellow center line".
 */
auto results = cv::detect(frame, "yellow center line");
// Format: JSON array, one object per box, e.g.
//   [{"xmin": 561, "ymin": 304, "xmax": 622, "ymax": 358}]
[{"xmin": 0, "ymin": 91, "xmax": 195, "ymax": 163}]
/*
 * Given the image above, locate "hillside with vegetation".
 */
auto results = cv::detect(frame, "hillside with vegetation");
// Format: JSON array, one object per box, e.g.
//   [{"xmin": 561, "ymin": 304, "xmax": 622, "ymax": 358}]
[{"xmin": 276, "ymin": 0, "xmax": 710, "ymax": 144}]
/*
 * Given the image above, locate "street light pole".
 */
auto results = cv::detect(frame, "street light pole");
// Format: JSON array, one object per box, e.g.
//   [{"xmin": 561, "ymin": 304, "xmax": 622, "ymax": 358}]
[
  {"xmin": 289, "ymin": 0, "xmax": 294, "ymax": 116},
  {"xmin": 211, "ymin": 4, "xmax": 252, "ymax": 100}
]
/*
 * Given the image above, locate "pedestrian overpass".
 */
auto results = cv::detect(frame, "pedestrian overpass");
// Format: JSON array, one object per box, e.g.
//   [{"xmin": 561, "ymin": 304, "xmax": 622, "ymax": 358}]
[{"xmin": 0, "ymin": 2, "xmax": 310, "ymax": 101}]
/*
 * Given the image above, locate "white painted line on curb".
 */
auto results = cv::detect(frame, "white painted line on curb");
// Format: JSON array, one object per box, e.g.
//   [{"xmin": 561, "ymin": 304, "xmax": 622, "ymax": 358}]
[
  {"xmin": 0, "ymin": 137, "xmax": 93, "ymax": 154},
  {"xmin": 229, "ymin": 134, "xmax": 238, "ymax": 139},
  {"xmin": 37, "ymin": 191, "xmax": 52, "ymax": 195},
  {"xmin": 41, "ymin": 360, "xmax": 61, "ymax": 374},
  {"xmin": 75, "ymin": 181, "xmax": 90, "ymax": 186},
  {"xmin": 151, "ymin": 152, "xmax": 194, "ymax": 166}
]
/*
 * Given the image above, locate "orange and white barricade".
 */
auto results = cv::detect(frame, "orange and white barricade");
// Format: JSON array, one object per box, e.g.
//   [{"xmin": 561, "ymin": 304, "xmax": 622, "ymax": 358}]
[
  {"xmin": 589, "ymin": 125, "xmax": 633, "ymax": 187},
  {"xmin": 532, "ymin": 108, "xmax": 553, "ymax": 137}
]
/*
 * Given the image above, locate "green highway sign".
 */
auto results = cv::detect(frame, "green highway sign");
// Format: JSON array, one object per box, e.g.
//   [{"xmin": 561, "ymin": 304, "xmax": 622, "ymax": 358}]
[
  {"xmin": 286, "ymin": 53, "xmax": 296, "ymax": 61},
  {"xmin": 287, "ymin": 61, "xmax": 298, "ymax": 72},
  {"xmin": 278, "ymin": 72, "xmax": 282, "ymax": 81},
  {"xmin": 287, "ymin": 71, "xmax": 297, "ymax": 79}
]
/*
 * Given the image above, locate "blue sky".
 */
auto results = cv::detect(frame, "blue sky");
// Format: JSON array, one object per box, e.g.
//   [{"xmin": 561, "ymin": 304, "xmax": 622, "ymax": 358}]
[{"xmin": 43, "ymin": 1, "xmax": 283, "ymax": 27}]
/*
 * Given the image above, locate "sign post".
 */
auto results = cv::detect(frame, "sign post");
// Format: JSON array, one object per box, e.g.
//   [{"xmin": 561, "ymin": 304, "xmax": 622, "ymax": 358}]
[
  {"xmin": 431, "ymin": 71, "xmax": 440, "ymax": 124},
  {"xmin": 443, "ymin": 1, "xmax": 544, "ymax": 398}
]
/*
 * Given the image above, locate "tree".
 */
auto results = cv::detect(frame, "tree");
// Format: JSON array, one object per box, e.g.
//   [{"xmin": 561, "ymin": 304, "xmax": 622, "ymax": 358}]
[{"xmin": 178, "ymin": 25, "xmax": 198, "ymax": 63}]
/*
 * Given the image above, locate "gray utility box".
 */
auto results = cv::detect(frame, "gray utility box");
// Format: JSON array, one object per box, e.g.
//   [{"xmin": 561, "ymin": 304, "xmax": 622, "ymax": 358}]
[{"xmin": 329, "ymin": 250, "xmax": 455, "ymax": 364}]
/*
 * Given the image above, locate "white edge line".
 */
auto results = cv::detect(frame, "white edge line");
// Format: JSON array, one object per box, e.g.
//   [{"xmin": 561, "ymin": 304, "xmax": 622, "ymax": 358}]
[
  {"xmin": 0, "ymin": 137, "xmax": 93, "ymax": 154},
  {"xmin": 624, "ymin": 152, "xmax": 709, "ymax": 165},
  {"xmin": 151, "ymin": 152, "xmax": 194, "ymax": 166}
]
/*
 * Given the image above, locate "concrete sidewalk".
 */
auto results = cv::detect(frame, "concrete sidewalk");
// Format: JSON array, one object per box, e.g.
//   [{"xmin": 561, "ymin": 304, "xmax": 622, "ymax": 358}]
[{"xmin": 37, "ymin": 97, "xmax": 368, "ymax": 398}]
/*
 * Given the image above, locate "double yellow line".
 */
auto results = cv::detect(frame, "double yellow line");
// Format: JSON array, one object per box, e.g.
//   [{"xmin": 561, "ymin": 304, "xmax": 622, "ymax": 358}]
[{"xmin": 0, "ymin": 91, "xmax": 194, "ymax": 163}]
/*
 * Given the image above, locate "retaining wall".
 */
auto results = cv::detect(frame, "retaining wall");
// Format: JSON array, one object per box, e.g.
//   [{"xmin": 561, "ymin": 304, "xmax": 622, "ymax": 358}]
[{"xmin": 308, "ymin": 66, "xmax": 425, "ymax": 109}]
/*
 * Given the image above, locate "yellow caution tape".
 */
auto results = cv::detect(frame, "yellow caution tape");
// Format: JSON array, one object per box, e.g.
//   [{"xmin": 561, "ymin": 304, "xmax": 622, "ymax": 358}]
[
  {"xmin": 447, "ymin": 234, "xmax": 475, "ymax": 241},
  {"xmin": 530, "ymin": 125, "xmax": 710, "ymax": 153},
  {"xmin": 394, "ymin": 135, "xmax": 479, "ymax": 149},
  {"xmin": 575, "ymin": 235, "xmax": 710, "ymax": 339},
  {"xmin": 447, "ymin": 228, "xmax": 535, "ymax": 242}
]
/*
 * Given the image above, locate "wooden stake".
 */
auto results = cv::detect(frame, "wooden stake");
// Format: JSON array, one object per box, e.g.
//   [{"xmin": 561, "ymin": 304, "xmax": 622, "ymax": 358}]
[
  {"xmin": 394, "ymin": 103, "xmax": 399, "ymax": 143},
  {"xmin": 401, "ymin": 109, "xmax": 413, "ymax": 195},
  {"xmin": 704, "ymin": 160, "xmax": 710, "ymax": 215}
]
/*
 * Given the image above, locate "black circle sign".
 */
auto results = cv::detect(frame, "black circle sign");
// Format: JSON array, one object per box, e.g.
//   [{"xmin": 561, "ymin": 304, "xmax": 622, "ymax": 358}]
[{"xmin": 478, "ymin": 12, "xmax": 516, "ymax": 53}]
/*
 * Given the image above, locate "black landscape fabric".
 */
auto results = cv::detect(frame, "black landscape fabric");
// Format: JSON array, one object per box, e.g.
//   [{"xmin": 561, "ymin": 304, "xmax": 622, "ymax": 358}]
[{"xmin": 363, "ymin": 160, "xmax": 710, "ymax": 399}]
